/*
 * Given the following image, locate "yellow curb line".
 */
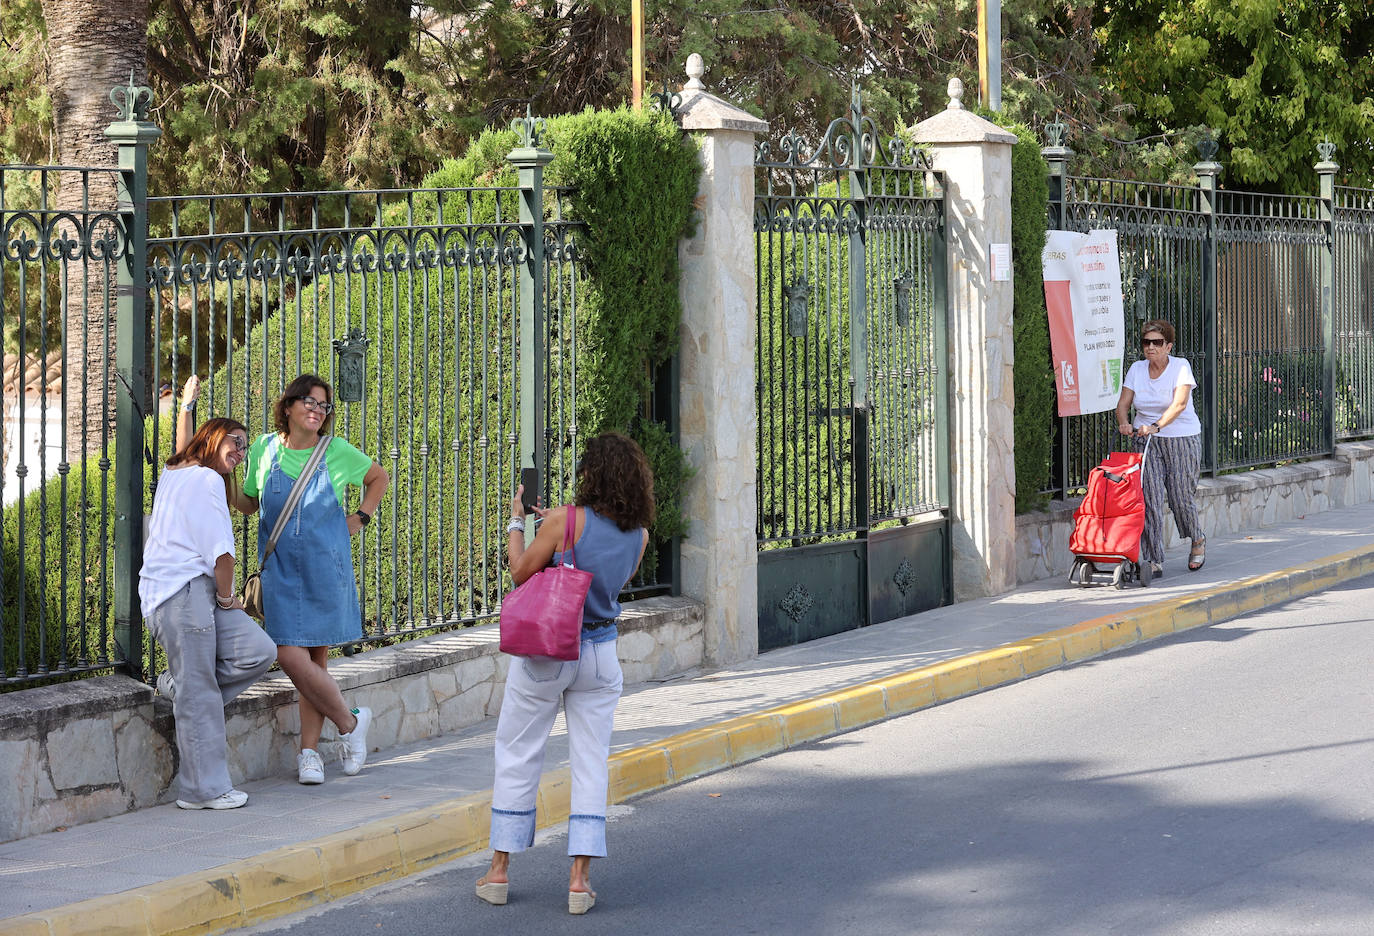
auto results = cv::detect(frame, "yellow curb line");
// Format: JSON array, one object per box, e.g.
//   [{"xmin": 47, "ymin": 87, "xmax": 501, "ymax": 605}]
[{"xmin": 6, "ymin": 541, "xmax": 1374, "ymax": 936}]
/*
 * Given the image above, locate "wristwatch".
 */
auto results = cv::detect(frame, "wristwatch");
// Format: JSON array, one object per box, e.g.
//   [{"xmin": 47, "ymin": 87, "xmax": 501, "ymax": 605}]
[
  {"xmin": 355, "ymin": 509, "xmax": 371, "ymax": 527},
  {"xmin": 1150, "ymin": 422, "xmax": 1160, "ymax": 432}
]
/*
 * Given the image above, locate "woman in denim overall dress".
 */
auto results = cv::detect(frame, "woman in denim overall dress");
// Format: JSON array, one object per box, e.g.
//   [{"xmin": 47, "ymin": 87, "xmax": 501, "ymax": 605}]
[
  {"xmin": 476, "ymin": 431, "xmax": 654, "ymax": 915},
  {"xmin": 236, "ymin": 374, "xmax": 390, "ymax": 784}
]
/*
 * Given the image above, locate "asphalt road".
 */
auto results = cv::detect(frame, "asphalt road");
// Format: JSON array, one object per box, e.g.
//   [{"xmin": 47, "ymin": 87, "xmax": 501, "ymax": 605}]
[{"xmin": 248, "ymin": 572, "xmax": 1374, "ymax": 936}]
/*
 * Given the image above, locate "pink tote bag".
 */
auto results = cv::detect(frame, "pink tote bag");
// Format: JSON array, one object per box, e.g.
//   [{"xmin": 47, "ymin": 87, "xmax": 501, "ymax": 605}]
[{"xmin": 498, "ymin": 505, "xmax": 593, "ymax": 660}]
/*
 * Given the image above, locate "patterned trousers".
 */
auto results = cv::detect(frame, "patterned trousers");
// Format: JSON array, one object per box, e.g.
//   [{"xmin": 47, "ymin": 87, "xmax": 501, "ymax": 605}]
[{"xmin": 1135, "ymin": 433, "xmax": 1202, "ymax": 564}]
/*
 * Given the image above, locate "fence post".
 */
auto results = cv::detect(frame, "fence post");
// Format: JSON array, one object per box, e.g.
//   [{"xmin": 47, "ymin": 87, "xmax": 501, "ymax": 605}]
[
  {"xmin": 910, "ymin": 79, "xmax": 1019, "ymax": 600},
  {"xmin": 506, "ymin": 112, "xmax": 554, "ymax": 523},
  {"xmin": 1193, "ymin": 140, "xmax": 1222, "ymax": 476},
  {"xmin": 1041, "ymin": 122, "xmax": 1073, "ymax": 497},
  {"xmin": 675, "ymin": 59, "xmax": 768, "ymax": 665},
  {"xmin": 846, "ymin": 87, "xmax": 871, "ymax": 553},
  {"xmin": 1316, "ymin": 141, "xmax": 1339, "ymax": 455},
  {"xmin": 105, "ymin": 78, "xmax": 161, "ymax": 679}
]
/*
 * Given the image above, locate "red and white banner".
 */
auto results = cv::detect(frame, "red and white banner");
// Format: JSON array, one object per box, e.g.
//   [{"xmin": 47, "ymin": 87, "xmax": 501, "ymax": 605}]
[{"xmin": 1041, "ymin": 229, "xmax": 1125, "ymax": 417}]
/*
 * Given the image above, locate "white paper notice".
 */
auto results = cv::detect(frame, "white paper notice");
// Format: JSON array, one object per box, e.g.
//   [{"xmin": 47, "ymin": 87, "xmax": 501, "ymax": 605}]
[
  {"xmin": 1041, "ymin": 229, "xmax": 1125, "ymax": 417},
  {"xmin": 990, "ymin": 243, "xmax": 1012, "ymax": 282}
]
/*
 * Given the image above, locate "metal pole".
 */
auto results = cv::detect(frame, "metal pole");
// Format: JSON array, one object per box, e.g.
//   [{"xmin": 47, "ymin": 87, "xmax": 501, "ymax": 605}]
[
  {"xmin": 1042, "ymin": 122, "xmax": 1073, "ymax": 496},
  {"xmin": 631, "ymin": 0, "xmax": 645, "ymax": 109},
  {"xmin": 105, "ymin": 78, "xmax": 161, "ymax": 680},
  {"xmin": 1194, "ymin": 140, "xmax": 1222, "ymax": 476},
  {"xmin": 978, "ymin": 0, "xmax": 1002, "ymax": 111},
  {"xmin": 1316, "ymin": 141, "xmax": 1339, "ymax": 456},
  {"xmin": 507, "ymin": 111, "xmax": 554, "ymax": 544}
]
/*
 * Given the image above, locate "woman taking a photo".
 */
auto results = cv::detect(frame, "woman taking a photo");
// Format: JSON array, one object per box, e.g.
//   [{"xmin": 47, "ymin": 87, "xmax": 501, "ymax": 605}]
[
  {"xmin": 141, "ymin": 417, "xmax": 277, "ymax": 810},
  {"xmin": 476, "ymin": 431, "xmax": 654, "ymax": 915},
  {"xmin": 179, "ymin": 374, "xmax": 389, "ymax": 784},
  {"xmin": 1115, "ymin": 319, "xmax": 1207, "ymax": 577}
]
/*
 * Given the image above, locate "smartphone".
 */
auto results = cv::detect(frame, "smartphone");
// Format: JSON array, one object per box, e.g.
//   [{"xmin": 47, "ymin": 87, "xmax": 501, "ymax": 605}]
[{"xmin": 520, "ymin": 467, "xmax": 539, "ymax": 515}]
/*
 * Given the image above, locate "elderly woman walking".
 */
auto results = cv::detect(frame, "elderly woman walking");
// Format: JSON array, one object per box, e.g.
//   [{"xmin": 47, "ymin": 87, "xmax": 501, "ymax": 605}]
[
  {"xmin": 1114, "ymin": 319, "xmax": 1207, "ymax": 577},
  {"xmin": 475, "ymin": 431, "xmax": 654, "ymax": 915}
]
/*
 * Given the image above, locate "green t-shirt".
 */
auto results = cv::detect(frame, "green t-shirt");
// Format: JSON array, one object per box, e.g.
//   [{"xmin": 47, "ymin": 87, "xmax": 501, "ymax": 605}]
[{"xmin": 242, "ymin": 433, "xmax": 374, "ymax": 508}]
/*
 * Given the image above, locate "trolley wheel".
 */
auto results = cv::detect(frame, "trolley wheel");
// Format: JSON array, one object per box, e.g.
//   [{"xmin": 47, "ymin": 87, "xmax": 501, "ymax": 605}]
[
  {"xmin": 1138, "ymin": 561, "xmax": 1151, "ymax": 588},
  {"xmin": 1078, "ymin": 561, "xmax": 1096, "ymax": 587},
  {"xmin": 1111, "ymin": 563, "xmax": 1126, "ymax": 589}
]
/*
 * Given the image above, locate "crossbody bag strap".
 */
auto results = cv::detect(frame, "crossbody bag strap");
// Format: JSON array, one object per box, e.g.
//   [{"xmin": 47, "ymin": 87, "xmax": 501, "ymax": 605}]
[{"xmin": 257, "ymin": 435, "xmax": 331, "ymax": 570}]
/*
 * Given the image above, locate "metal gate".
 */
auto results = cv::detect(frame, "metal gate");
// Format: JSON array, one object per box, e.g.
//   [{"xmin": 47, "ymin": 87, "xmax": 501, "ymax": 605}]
[{"xmin": 754, "ymin": 91, "xmax": 950, "ymax": 651}]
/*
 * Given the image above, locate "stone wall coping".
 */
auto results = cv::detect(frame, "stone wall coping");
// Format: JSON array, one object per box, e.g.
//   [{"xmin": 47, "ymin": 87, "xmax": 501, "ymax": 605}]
[
  {"xmin": 1016, "ymin": 448, "xmax": 1372, "ymax": 530},
  {"xmin": 0, "ymin": 595, "xmax": 705, "ymax": 728},
  {"xmin": 0, "ymin": 674, "xmax": 152, "ymax": 734}
]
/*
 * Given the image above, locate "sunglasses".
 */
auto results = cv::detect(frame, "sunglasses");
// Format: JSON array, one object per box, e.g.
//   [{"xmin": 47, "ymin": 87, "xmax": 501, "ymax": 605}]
[{"xmin": 1141, "ymin": 337, "xmax": 1167, "ymax": 348}]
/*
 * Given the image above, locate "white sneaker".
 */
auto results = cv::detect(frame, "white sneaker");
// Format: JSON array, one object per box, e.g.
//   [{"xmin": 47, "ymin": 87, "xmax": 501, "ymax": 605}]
[
  {"xmin": 297, "ymin": 748, "xmax": 325, "ymax": 785},
  {"xmin": 340, "ymin": 707, "xmax": 372, "ymax": 776},
  {"xmin": 177, "ymin": 789, "xmax": 248, "ymax": 810},
  {"xmin": 156, "ymin": 671, "xmax": 176, "ymax": 702}
]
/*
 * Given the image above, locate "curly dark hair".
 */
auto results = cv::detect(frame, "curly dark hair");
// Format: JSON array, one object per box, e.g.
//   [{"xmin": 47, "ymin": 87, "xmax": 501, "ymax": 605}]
[
  {"xmin": 273, "ymin": 374, "xmax": 334, "ymax": 437},
  {"xmin": 575, "ymin": 432, "xmax": 655, "ymax": 531}
]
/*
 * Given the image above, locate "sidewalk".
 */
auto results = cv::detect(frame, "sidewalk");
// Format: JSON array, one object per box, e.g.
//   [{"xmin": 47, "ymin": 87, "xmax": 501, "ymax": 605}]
[{"xmin": 4, "ymin": 502, "xmax": 1374, "ymax": 935}]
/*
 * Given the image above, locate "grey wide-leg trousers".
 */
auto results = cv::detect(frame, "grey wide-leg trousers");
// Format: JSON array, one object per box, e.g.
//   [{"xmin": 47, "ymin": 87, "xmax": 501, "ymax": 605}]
[
  {"xmin": 146, "ymin": 575, "xmax": 277, "ymax": 802},
  {"xmin": 1135, "ymin": 433, "xmax": 1203, "ymax": 565}
]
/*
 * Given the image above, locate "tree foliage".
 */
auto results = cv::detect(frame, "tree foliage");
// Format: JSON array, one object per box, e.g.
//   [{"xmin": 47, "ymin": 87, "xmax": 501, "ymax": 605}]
[{"xmin": 1099, "ymin": 0, "xmax": 1374, "ymax": 191}]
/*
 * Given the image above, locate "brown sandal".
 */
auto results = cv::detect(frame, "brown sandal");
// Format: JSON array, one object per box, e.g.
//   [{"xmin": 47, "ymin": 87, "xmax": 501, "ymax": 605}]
[{"xmin": 1188, "ymin": 537, "xmax": 1206, "ymax": 572}]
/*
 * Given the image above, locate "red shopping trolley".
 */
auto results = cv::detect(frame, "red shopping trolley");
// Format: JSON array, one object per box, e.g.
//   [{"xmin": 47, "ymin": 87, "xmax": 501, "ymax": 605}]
[{"xmin": 1067, "ymin": 435, "xmax": 1153, "ymax": 589}]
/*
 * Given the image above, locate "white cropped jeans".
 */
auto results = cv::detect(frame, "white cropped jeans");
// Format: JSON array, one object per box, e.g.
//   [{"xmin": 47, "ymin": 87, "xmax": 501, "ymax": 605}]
[{"xmin": 489, "ymin": 638, "xmax": 623, "ymax": 857}]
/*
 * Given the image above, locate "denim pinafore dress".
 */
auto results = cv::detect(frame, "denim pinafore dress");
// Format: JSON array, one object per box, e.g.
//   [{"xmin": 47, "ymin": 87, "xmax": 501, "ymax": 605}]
[{"xmin": 258, "ymin": 436, "xmax": 362, "ymax": 647}]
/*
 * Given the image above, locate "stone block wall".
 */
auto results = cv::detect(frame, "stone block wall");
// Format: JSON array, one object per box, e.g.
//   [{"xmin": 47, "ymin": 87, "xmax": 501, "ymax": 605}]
[
  {"xmin": 0, "ymin": 595, "xmax": 703, "ymax": 843},
  {"xmin": 1016, "ymin": 441, "xmax": 1374, "ymax": 584}
]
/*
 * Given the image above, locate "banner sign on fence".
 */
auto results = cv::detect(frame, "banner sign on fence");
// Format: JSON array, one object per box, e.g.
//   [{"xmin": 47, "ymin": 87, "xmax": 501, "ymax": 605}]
[{"xmin": 1041, "ymin": 229, "xmax": 1125, "ymax": 417}]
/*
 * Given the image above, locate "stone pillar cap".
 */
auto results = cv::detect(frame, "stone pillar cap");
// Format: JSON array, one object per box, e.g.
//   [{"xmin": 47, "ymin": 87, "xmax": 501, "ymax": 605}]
[
  {"xmin": 909, "ymin": 76, "xmax": 1017, "ymax": 145},
  {"xmin": 677, "ymin": 89, "xmax": 769, "ymax": 134}
]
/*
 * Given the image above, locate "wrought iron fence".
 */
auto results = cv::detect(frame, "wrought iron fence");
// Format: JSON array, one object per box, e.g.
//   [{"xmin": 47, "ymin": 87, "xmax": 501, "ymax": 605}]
[
  {"xmin": 753, "ymin": 96, "xmax": 946, "ymax": 547},
  {"xmin": 1, "ymin": 163, "xmax": 129, "ymax": 686},
  {"xmin": 1043, "ymin": 139, "xmax": 1368, "ymax": 497},
  {"xmin": 3, "ymin": 89, "xmax": 674, "ymax": 689},
  {"xmin": 1335, "ymin": 185, "xmax": 1374, "ymax": 440}
]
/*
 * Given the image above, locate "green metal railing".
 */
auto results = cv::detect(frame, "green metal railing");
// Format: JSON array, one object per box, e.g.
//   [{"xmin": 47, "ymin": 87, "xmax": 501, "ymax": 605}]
[
  {"xmin": 1335, "ymin": 184, "xmax": 1374, "ymax": 440},
  {"xmin": 3, "ymin": 86, "xmax": 674, "ymax": 688},
  {"xmin": 754, "ymin": 93, "xmax": 947, "ymax": 547},
  {"xmin": 1, "ymin": 163, "xmax": 126, "ymax": 686},
  {"xmin": 1043, "ymin": 135, "xmax": 1368, "ymax": 497}
]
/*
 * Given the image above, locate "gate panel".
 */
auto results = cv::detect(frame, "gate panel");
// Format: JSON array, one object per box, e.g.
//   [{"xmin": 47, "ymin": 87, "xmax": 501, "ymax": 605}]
[{"xmin": 755, "ymin": 91, "xmax": 950, "ymax": 650}]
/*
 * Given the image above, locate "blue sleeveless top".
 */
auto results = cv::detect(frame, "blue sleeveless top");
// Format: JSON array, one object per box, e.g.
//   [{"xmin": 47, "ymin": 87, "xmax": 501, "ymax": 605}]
[{"xmin": 552, "ymin": 507, "xmax": 645, "ymax": 643}]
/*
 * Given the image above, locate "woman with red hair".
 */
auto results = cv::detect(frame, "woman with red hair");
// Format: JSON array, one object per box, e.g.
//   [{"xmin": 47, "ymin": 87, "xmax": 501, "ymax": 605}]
[{"xmin": 140, "ymin": 417, "xmax": 277, "ymax": 810}]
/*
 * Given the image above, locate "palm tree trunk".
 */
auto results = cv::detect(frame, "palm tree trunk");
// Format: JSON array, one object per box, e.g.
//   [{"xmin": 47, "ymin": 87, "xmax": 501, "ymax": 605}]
[{"xmin": 40, "ymin": 0, "xmax": 148, "ymax": 456}]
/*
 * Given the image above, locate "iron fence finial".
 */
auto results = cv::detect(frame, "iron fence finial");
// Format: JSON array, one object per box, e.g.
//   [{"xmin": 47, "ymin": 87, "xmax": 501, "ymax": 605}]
[{"xmin": 110, "ymin": 71, "xmax": 154, "ymax": 122}]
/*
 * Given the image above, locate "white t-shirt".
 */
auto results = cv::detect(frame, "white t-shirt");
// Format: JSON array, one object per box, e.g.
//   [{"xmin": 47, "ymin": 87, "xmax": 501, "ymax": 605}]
[
  {"xmin": 1123, "ymin": 355, "xmax": 1201, "ymax": 438},
  {"xmin": 138, "ymin": 466, "xmax": 235, "ymax": 616}
]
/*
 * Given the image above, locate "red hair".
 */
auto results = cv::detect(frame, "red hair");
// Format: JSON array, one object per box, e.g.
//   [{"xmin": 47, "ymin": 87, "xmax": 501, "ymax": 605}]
[{"xmin": 166, "ymin": 417, "xmax": 247, "ymax": 470}]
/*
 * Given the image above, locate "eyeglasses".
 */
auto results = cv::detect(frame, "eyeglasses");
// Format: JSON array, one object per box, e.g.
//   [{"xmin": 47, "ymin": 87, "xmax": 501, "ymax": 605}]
[
  {"xmin": 228, "ymin": 435, "xmax": 247, "ymax": 452},
  {"xmin": 295, "ymin": 396, "xmax": 334, "ymax": 415},
  {"xmin": 1141, "ymin": 337, "xmax": 1167, "ymax": 348}
]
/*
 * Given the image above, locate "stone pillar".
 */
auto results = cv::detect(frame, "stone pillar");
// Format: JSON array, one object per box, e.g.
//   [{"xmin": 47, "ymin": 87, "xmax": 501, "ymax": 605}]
[
  {"xmin": 911, "ymin": 79, "xmax": 1019, "ymax": 600},
  {"xmin": 675, "ymin": 55, "xmax": 768, "ymax": 666}
]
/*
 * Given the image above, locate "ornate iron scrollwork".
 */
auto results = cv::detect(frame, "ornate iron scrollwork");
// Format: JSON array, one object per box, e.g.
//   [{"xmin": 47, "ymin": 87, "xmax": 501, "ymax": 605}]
[
  {"xmin": 784, "ymin": 277, "xmax": 811, "ymax": 338},
  {"xmin": 892, "ymin": 559, "xmax": 916, "ymax": 597},
  {"xmin": 1044, "ymin": 120, "xmax": 1068, "ymax": 149},
  {"xmin": 779, "ymin": 583, "xmax": 814, "ymax": 624},
  {"xmin": 510, "ymin": 105, "xmax": 547, "ymax": 150},
  {"xmin": 1196, "ymin": 136, "xmax": 1219, "ymax": 163},
  {"xmin": 110, "ymin": 71, "xmax": 154, "ymax": 122},
  {"xmin": 893, "ymin": 271, "xmax": 914, "ymax": 327},
  {"xmin": 332, "ymin": 329, "xmax": 370, "ymax": 403}
]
